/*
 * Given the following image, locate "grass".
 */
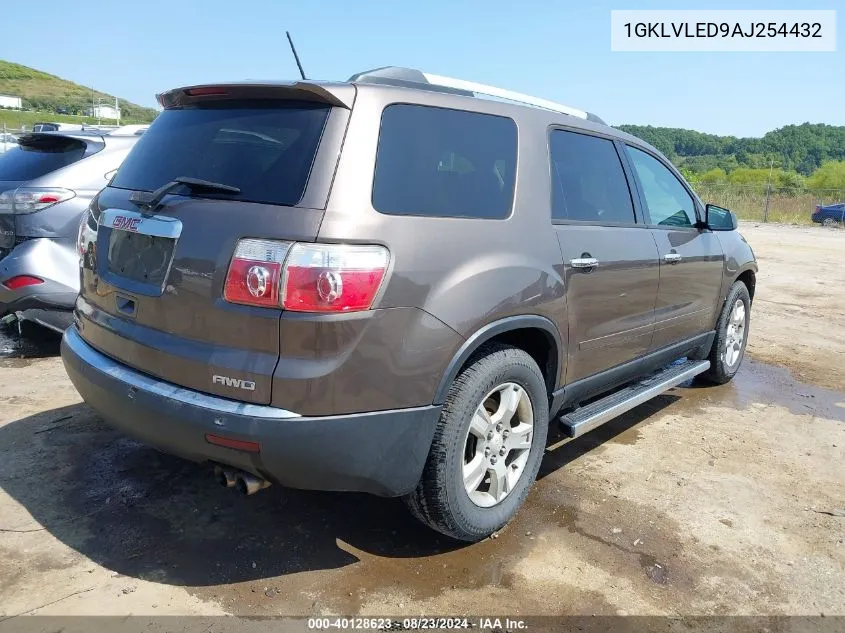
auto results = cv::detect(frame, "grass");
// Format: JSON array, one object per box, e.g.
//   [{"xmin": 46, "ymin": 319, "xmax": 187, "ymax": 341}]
[{"xmin": 694, "ymin": 185, "xmax": 844, "ymax": 225}]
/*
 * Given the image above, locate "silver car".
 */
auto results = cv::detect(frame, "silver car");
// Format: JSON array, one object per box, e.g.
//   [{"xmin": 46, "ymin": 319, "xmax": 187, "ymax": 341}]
[{"xmin": 0, "ymin": 125, "xmax": 147, "ymax": 331}]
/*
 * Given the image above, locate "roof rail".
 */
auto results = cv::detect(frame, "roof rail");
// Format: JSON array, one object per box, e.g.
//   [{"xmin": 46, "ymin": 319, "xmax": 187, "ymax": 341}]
[{"xmin": 348, "ymin": 67, "xmax": 606, "ymax": 125}]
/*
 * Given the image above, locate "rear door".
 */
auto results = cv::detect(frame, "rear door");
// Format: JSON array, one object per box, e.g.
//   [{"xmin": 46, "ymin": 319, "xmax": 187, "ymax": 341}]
[
  {"xmin": 76, "ymin": 93, "xmax": 347, "ymax": 404},
  {"xmin": 550, "ymin": 129, "xmax": 659, "ymax": 383},
  {"xmin": 623, "ymin": 145, "xmax": 724, "ymax": 350}
]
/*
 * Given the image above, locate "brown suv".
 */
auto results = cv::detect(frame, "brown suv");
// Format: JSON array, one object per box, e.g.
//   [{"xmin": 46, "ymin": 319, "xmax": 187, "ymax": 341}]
[{"xmin": 62, "ymin": 67, "xmax": 757, "ymax": 541}]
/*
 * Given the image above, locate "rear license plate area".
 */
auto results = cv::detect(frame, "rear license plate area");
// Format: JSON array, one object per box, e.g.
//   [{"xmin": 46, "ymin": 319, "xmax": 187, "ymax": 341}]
[
  {"xmin": 107, "ymin": 228, "xmax": 176, "ymax": 287},
  {"xmin": 97, "ymin": 208, "xmax": 183, "ymax": 296}
]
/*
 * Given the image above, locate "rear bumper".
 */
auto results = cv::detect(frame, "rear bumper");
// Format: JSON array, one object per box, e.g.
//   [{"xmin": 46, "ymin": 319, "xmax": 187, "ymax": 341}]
[
  {"xmin": 0, "ymin": 238, "xmax": 79, "ymax": 317},
  {"xmin": 17, "ymin": 308, "xmax": 74, "ymax": 333},
  {"xmin": 61, "ymin": 326, "xmax": 440, "ymax": 497}
]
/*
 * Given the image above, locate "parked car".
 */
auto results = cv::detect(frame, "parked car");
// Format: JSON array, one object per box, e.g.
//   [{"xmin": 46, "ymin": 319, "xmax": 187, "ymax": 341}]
[
  {"xmin": 61, "ymin": 68, "xmax": 757, "ymax": 541},
  {"xmin": 0, "ymin": 125, "xmax": 148, "ymax": 332},
  {"xmin": 31, "ymin": 122, "xmax": 85, "ymax": 133},
  {"xmin": 812, "ymin": 202, "xmax": 844, "ymax": 227}
]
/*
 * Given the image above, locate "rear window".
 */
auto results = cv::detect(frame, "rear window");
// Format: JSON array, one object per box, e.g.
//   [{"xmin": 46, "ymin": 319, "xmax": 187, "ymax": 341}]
[
  {"xmin": 111, "ymin": 101, "xmax": 330, "ymax": 207},
  {"xmin": 0, "ymin": 136, "xmax": 87, "ymax": 180},
  {"xmin": 550, "ymin": 130, "xmax": 635, "ymax": 224},
  {"xmin": 372, "ymin": 104, "xmax": 517, "ymax": 219}
]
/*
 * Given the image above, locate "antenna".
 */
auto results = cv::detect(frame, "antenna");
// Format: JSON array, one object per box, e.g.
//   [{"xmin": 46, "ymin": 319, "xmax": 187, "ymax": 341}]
[{"xmin": 286, "ymin": 31, "xmax": 307, "ymax": 80}]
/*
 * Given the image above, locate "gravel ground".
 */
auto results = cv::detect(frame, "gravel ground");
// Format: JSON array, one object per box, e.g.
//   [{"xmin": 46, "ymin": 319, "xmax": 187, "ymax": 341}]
[{"xmin": 0, "ymin": 222, "xmax": 842, "ymax": 621}]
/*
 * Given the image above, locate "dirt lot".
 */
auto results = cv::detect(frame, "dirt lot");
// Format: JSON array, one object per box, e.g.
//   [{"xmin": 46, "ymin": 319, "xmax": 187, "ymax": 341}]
[{"xmin": 0, "ymin": 223, "xmax": 843, "ymax": 622}]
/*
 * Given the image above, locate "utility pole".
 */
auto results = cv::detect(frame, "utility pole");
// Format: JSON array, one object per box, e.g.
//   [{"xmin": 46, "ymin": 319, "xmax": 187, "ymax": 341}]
[
  {"xmin": 763, "ymin": 157, "xmax": 774, "ymax": 223},
  {"xmin": 115, "ymin": 95, "xmax": 120, "ymax": 125}
]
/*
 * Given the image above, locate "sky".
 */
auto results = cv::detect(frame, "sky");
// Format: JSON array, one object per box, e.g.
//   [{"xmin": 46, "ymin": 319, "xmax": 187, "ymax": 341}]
[{"xmin": 1, "ymin": 0, "xmax": 842, "ymax": 137}]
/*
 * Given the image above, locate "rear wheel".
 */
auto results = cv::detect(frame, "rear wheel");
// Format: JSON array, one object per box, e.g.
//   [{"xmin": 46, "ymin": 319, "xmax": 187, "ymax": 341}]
[
  {"xmin": 405, "ymin": 344, "xmax": 548, "ymax": 542},
  {"xmin": 822, "ymin": 217, "xmax": 840, "ymax": 228},
  {"xmin": 699, "ymin": 281, "xmax": 751, "ymax": 385}
]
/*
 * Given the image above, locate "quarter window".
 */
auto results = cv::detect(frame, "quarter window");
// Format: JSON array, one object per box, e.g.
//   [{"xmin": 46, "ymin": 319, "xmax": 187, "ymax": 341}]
[
  {"xmin": 372, "ymin": 105, "xmax": 517, "ymax": 219},
  {"xmin": 627, "ymin": 146, "xmax": 696, "ymax": 228},
  {"xmin": 549, "ymin": 130, "xmax": 636, "ymax": 224}
]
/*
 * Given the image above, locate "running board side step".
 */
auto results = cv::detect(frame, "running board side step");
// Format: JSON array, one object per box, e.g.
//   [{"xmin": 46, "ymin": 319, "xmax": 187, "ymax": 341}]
[{"xmin": 558, "ymin": 360, "xmax": 710, "ymax": 438}]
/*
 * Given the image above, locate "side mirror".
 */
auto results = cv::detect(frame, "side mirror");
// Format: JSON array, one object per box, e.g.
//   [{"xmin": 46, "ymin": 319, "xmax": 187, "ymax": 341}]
[{"xmin": 705, "ymin": 204, "xmax": 738, "ymax": 231}]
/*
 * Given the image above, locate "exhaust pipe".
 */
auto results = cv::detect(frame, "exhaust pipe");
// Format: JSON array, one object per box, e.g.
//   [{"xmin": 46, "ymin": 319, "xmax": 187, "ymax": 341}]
[
  {"xmin": 214, "ymin": 465, "xmax": 238, "ymax": 488},
  {"xmin": 236, "ymin": 472, "xmax": 271, "ymax": 496}
]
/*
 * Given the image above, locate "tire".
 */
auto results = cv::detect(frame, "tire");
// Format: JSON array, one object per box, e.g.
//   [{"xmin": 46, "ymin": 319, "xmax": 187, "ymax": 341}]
[
  {"xmin": 699, "ymin": 281, "xmax": 751, "ymax": 385},
  {"xmin": 404, "ymin": 343, "xmax": 549, "ymax": 542}
]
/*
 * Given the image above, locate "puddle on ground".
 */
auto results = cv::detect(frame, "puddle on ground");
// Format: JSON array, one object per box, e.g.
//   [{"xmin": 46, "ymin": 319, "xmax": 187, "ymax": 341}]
[
  {"xmin": 1, "ymin": 355, "xmax": 811, "ymax": 616},
  {"xmin": 606, "ymin": 426, "xmax": 643, "ymax": 446},
  {"xmin": 0, "ymin": 322, "xmax": 61, "ymax": 366},
  {"xmin": 541, "ymin": 357, "xmax": 845, "ymax": 457},
  {"xmin": 676, "ymin": 358, "xmax": 845, "ymax": 423}
]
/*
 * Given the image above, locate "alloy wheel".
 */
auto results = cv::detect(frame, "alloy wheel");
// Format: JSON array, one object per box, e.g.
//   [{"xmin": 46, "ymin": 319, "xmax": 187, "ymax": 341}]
[{"xmin": 462, "ymin": 382, "xmax": 534, "ymax": 508}]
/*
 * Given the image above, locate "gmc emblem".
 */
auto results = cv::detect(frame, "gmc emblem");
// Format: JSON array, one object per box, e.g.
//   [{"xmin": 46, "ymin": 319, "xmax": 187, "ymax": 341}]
[
  {"xmin": 212, "ymin": 375, "xmax": 257, "ymax": 391},
  {"xmin": 112, "ymin": 215, "xmax": 141, "ymax": 232}
]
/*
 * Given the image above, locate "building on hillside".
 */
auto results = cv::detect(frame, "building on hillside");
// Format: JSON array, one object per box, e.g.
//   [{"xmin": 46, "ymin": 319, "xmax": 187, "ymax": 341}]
[
  {"xmin": 0, "ymin": 95, "xmax": 22, "ymax": 109},
  {"xmin": 86, "ymin": 104, "xmax": 120, "ymax": 119}
]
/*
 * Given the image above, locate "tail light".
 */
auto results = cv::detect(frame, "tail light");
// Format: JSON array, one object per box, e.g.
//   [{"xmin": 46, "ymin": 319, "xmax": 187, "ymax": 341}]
[
  {"xmin": 224, "ymin": 239, "xmax": 291, "ymax": 308},
  {"xmin": 77, "ymin": 213, "xmax": 87, "ymax": 256},
  {"xmin": 77, "ymin": 208, "xmax": 98, "ymax": 265},
  {"xmin": 0, "ymin": 190, "xmax": 13, "ymax": 214},
  {"xmin": 282, "ymin": 243, "xmax": 389, "ymax": 312},
  {"xmin": 2, "ymin": 275, "xmax": 44, "ymax": 290},
  {"xmin": 224, "ymin": 240, "xmax": 389, "ymax": 313},
  {"xmin": 0, "ymin": 188, "xmax": 75, "ymax": 214}
]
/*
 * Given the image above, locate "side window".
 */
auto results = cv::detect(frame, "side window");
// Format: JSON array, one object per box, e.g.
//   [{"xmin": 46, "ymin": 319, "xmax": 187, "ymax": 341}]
[
  {"xmin": 627, "ymin": 146, "xmax": 696, "ymax": 228},
  {"xmin": 549, "ymin": 130, "xmax": 635, "ymax": 224},
  {"xmin": 372, "ymin": 105, "xmax": 516, "ymax": 219}
]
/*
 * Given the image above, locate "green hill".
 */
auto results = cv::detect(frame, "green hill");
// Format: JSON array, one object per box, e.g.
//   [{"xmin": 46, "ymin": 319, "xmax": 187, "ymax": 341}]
[
  {"xmin": 0, "ymin": 60, "xmax": 158, "ymax": 127},
  {"xmin": 617, "ymin": 123, "xmax": 845, "ymax": 177}
]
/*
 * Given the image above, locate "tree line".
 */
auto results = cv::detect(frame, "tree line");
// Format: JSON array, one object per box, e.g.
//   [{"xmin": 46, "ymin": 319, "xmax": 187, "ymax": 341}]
[{"xmin": 618, "ymin": 123, "xmax": 845, "ymax": 192}]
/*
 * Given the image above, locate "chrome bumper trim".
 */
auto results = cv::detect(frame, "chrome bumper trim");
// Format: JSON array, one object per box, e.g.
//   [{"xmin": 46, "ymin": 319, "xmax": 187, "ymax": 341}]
[{"xmin": 64, "ymin": 326, "xmax": 301, "ymax": 419}]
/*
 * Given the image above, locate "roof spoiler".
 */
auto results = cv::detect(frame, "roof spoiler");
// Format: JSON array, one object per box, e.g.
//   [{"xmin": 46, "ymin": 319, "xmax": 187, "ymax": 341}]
[
  {"xmin": 157, "ymin": 81, "xmax": 355, "ymax": 110},
  {"xmin": 16, "ymin": 132, "xmax": 106, "ymax": 157},
  {"xmin": 348, "ymin": 67, "xmax": 606, "ymax": 125}
]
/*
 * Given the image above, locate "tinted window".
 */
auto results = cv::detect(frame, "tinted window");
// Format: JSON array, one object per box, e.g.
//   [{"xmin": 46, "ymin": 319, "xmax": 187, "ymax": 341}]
[
  {"xmin": 627, "ymin": 146, "xmax": 696, "ymax": 227},
  {"xmin": 111, "ymin": 101, "xmax": 330, "ymax": 207},
  {"xmin": 372, "ymin": 105, "xmax": 516, "ymax": 219},
  {"xmin": 0, "ymin": 135, "xmax": 87, "ymax": 180},
  {"xmin": 549, "ymin": 130, "xmax": 635, "ymax": 223}
]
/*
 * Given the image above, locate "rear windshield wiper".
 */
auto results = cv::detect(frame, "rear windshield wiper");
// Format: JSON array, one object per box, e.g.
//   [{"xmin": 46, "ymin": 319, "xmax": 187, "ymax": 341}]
[{"xmin": 129, "ymin": 176, "xmax": 241, "ymax": 212}]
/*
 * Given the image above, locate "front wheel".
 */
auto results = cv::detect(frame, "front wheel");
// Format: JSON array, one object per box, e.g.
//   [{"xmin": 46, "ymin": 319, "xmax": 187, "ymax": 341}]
[
  {"xmin": 405, "ymin": 344, "xmax": 549, "ymax": 542},
  {"xmin": 699, "ymin": 281, "xmax": 751, "ymax": 385}
]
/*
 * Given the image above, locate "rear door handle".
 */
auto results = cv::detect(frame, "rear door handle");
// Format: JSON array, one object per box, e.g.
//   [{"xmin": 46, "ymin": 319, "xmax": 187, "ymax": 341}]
[
  {"xmin": 570, "ymin": 257, "xmax": 599, "ymax": 269},
  {"xmin": 664, "ymin": 252, "xmax": 682, "ymax": 264}
]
